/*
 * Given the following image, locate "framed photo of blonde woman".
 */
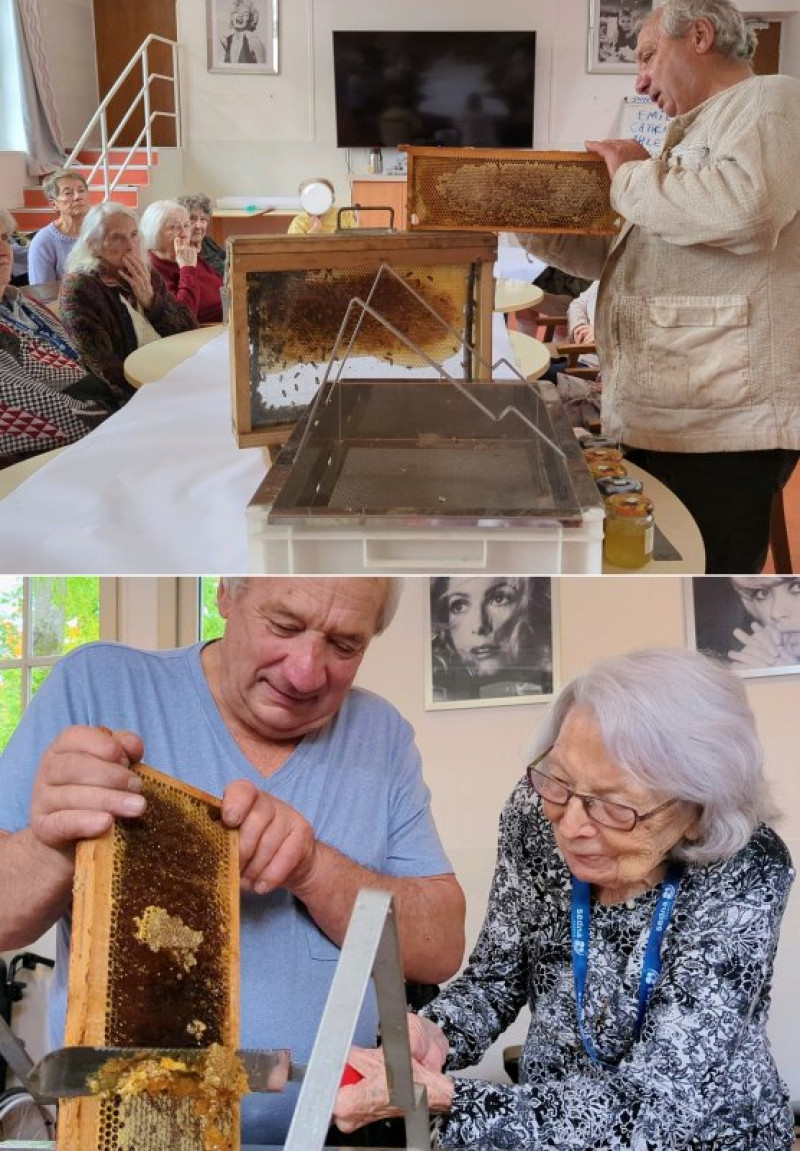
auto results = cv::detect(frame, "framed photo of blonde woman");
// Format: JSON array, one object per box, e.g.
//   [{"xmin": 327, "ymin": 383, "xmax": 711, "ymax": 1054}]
[
  {"xmin": 207, "ymin": 0, "xmax": 278, "ymax": 74},
  {"xmin": 685, "ymin": 577, "xmax": 800, "ymax": 679},
  {"xmin": 587, "ymin": 0, "xmax": 656, "ymax": 73},
  {"xmin": 425, "ymin": 577, "xmax": 558, "ymax": 710}
]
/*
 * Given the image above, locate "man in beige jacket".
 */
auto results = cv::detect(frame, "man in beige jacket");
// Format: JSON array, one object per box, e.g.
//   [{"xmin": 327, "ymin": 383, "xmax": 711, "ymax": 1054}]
[{"xmin": 527, "ymin": 0, "xmax": 800, "ymax": 573}]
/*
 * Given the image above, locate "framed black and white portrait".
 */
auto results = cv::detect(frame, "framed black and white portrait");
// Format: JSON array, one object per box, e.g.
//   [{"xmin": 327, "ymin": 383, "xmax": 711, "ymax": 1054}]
[
  {"xmin": 207, "ymin": 0, "xmax": 278, "ymax": 74},
  {"xmin": 425, "ymin": 577, "xmax": 558, "ymax": 710},
  {"xmin": 587, "ymin": 0, "xmax": 656, "ymax": 73},
  {"xmin": 686, "ymin": 577, "xmax": 800, "ymax": 679}
]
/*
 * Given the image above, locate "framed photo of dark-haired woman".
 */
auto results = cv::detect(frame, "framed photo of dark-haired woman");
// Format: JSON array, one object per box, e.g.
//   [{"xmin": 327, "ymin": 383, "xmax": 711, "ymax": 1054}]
[
  {"xmin": 587, "ymin": 0, "xmax": 656, "ymax": 73},
  {"xmin": 686, "ymin": 576, "xmax": 800, "ymax": 679},
  {"xmin": 425, "ymin": 577, "xmax": 557, "ymax": 710}
]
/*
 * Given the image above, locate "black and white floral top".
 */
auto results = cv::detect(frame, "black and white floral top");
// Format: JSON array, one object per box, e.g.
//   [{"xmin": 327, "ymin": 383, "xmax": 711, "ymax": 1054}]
[{"xmin": 422, "ymin": 778, "xmax": 795, "ymax": 1150}]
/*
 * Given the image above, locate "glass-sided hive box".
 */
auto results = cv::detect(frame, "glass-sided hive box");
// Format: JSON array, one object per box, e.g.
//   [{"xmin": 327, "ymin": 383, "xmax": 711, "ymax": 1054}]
[
  {"xmin": 226, "ymin": 231, "xmax": 497, "ymax": 449},
  {"xmin": 247, "ymin": 377, "xmax": 606, "ymax": 574},
  {"xmin": 401, "ymin": 146, "xmax": 621, "ymax": 235}
]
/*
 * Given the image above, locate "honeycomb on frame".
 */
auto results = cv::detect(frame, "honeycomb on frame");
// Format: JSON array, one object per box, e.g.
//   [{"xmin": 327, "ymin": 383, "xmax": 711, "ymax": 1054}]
[
  {"xmin": 402, "ymin": 145, "xmax": 621, "ymax": 236},
  {"xmin": 226, "ymin": 230, "xmax": 497, "ymax": 450},
  {"xmin": 59, "ymin": 765, "xmax": 240, "ymax": 1151}
]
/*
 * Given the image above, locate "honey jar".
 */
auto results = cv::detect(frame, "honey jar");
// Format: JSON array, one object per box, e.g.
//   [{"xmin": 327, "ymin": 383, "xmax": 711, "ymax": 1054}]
[
  {"xmin": 603, "ymin": 493, "xmax": 655, "ymax": 568},
  {"xmin": 589, "ymin": 461, "xmax": 628, "ymax": 481},
  {"xmin": 583, "ymin": 447, "xmax": 623, "ymax": 466}
]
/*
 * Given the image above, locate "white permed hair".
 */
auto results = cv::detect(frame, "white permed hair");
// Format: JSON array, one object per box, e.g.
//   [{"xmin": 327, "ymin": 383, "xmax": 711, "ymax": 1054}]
[
  {"xmin": 219, "ymin": 578, "xmax": 404, "ymax": 634},
  {"xmin": 66, "ymin": 202, "xmax": 145, "ymax": 273},
  {"xmin": 139, "ymin": 200, "xmax": 189, "ymax": 253},
  {"xmin": 656, "ymin": 0, "xmax": 757, "ymax": 61},
  {"xmin": 532, "ymin": 647, "xmax": 772, "ymax": 865}
]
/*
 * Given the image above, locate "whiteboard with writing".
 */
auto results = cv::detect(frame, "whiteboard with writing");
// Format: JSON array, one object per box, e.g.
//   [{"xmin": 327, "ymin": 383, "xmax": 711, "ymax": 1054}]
[{"xmin": 616, "ymin": 96, "xmax": 669, "ymax": 155}]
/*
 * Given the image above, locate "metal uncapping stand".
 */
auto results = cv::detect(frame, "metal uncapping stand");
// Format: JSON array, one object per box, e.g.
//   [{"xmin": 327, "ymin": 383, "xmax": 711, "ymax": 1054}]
[{"xmin": 285, "ymin": 889, "xmax": 431, "ymax": 1151}]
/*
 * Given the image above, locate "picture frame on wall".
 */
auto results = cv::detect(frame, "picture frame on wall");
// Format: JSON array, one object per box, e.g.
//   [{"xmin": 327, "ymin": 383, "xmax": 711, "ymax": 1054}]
[
  {"xmin": 425, "ymin": 577, "xmax": 558, "ymax": 711},
  {"xmin": 207, "ymin": 0, "xmax": 279, "ymax": 74},
  {"xmin": 587, "ymin": 0, "xmax": 657, "ymax": 73},
  {"xmin": 685, "ymin": 577, "xmax": 800, "ymax": 679}
]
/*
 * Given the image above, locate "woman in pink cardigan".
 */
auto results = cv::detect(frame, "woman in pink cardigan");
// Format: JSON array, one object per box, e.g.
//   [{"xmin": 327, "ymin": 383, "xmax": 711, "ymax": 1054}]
[{"xmin": 140, "ymin": 200, "xmax": 223, "ymax": 323}]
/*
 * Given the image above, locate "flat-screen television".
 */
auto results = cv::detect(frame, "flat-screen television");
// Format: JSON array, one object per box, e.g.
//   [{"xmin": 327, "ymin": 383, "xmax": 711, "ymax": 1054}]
[{"xmin": 332, "ymin": 30, "xmax": 536, "ymax": 150}]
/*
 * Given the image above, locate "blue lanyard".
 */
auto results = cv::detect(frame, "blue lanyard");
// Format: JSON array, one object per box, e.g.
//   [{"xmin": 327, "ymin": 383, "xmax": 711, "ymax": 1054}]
[
  {"xmin": 0, "ymin": 296, "xmax": 79, "ymax": 361},
  {"xmin": 570, "ymin": 861, "xmax": 684, "ymax": 1066}
]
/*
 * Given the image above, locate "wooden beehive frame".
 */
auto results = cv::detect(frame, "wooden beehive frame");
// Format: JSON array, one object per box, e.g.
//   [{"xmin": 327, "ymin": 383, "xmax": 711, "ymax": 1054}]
[
  {"xmin": 59, "ymin": 764, "xmax": 240, "ymax": 1151},
  {"xmin": 226, "ymin": 231, "xmax": 497, "ymax": 449},
  {"xmin": 402, "ymin": 146, "xmax": 620, "ymax": 236}
]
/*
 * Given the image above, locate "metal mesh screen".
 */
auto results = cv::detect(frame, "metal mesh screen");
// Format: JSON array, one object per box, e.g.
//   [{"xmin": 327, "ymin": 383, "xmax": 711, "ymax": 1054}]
[{"xmin": 406, "ymin": 149, "xmax": 620, "ymax": 234}]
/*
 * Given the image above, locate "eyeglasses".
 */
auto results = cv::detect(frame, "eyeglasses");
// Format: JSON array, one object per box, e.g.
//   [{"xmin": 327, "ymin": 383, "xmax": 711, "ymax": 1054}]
[
  {"xmin": 526, "ymin": 748, "xmax": 678, "ymax": 832},
  {"xmin": 56, "ymin": 187, "xmax": 87, "ymax": 200},
  {"xmin": 163, "ymin": 221, "xmax": 189, "ymax": 232}
]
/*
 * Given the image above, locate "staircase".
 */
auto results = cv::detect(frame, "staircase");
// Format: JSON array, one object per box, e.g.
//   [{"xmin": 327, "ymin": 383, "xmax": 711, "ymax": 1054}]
[
  {"xmin": 12, "ymin": 148, "xmax": 158, "ymax": 232},
  {"xmin": 11, "ymin": 32, "xmax": 178, "ymax": 234}
]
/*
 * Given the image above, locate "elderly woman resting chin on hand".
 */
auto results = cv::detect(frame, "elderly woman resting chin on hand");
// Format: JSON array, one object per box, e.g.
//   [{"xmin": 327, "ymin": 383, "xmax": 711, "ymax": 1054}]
[{"xmin": 334, "ymin": 647, "xmax": 795, "ymax": 1150}]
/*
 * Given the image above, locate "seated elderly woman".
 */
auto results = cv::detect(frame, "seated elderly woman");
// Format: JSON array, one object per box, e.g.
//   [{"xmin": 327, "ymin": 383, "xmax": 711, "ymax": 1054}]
[
  {"xmin": 140, "ymin": 199, "xmax": 223, "ymax": 323},
  {"xmin": 335, "ymin": 647, "xmax": 795, "ymax": 1150},
  {"xmin": 59, "ymin": 203, "xmax": 196, "ymax": 403},
  {"xmin": 0, "ymin": 208, "xmax": 113, "ymax": 466},
  {"xmin": 27, "ymin": 168, "xmax": 90, "ymax": 285},
  {"xmin": 177, "ymin": 193, "xmax": 226, "ymax": 278}
]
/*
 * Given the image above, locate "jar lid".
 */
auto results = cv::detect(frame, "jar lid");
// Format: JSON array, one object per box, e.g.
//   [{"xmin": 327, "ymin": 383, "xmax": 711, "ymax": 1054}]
[
  {"xmin": 583, "ymin": 447, "xmax": 623, "ymax": 464},
  {"xmin": 606, "ymin": 493, "xmax": 654, "ymax": 517},
  {"xmin": 590, "ymin": 462, "xmax": 628, "ymax": 478}
]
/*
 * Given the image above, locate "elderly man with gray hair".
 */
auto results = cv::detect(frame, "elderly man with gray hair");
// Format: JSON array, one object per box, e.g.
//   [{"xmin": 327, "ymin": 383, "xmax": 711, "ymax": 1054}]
[
  {"xmin": 525, "ymin": 0, "xmax": 800, "ymax": 575},
  {"xmin": 0, "ymin": 577, "xmax": 465, "ymax": 1147}
]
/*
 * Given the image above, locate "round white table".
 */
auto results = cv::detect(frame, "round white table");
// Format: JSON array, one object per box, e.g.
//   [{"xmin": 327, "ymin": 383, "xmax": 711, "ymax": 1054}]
[
  {"xmin": 494, "ymin": 278, "xmax": 545, "ymax": 314},
  {"xmin": 507, "ymin": 329, "xmax": 551, "ymax": 381},
  {"xmin": 124, "ymin": 324, "xmax": 224, "ymax": 388}
]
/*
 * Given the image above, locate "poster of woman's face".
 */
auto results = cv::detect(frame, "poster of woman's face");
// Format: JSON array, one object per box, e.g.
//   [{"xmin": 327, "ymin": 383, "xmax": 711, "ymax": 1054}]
[
  {"xmin": 686, "ymin": 577, "xmax": 800, "ymax": 679},
  {"xmin": 206, "ymin": 0, "xmax": 278, "ymax": 74},
  {"xmin": 425, "ymin": 577, "xmax": 557, "ymax": 709}
]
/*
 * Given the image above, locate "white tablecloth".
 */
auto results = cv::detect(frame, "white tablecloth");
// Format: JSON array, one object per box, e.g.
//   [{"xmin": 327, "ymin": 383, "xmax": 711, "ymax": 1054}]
[
  {"xmin": 0, "ymin": 334, "xmax": 264, "ymax": 573},
  {"xmin": 0, "ymin": 317, "xmax": 523, "ymax": 575}
]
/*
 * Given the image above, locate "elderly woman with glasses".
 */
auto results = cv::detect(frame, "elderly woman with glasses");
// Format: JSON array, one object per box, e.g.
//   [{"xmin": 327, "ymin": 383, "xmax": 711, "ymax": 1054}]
[
  {"xmin": 335, "ymin": 647, "xmax": 795, "ymax": 1150},
  {"xmin": 59, "ymin": 202, "xmax": 196, "ymax": 402},
  {"xmin": 140, "ymin": 199, "xmax": 223, "ymax": 323},
  {"xmin": 27, "ymin": 168, "xmax": 90, "ymax": 285}
]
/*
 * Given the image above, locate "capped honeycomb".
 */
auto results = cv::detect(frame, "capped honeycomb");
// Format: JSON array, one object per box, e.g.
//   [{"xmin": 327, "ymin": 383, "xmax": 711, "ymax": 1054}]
[
  {"xmin": 59, "ymin": 764, "xmax": 241, "ymax": 1151},
  {"xmin": 403, "ymin": 146, "xmax": 620, "ymax": 235}
]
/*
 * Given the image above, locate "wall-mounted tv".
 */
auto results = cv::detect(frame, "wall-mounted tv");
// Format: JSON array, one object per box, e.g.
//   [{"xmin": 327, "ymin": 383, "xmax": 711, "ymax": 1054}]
[{"xmin": 332, "ymin": 30, "xmax": 536, "ymax": 150}]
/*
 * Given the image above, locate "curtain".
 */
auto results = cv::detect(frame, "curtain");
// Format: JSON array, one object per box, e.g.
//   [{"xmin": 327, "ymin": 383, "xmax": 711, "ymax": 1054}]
[{"xmin": 12, "ymin": 0, "xmax": 65, "ymax": 175}]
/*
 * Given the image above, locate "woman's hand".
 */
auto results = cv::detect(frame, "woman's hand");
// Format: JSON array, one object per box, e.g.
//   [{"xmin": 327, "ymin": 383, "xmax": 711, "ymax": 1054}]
[
  {"xmin": 728, "ymin": 623, "xmax": 796, "ymax": 669},
  {"xmin": 408, "ymin": 1012, "xmax": 449, "ymax": 1071},
  {"xmin": 309, "ymin": 215, "xmax": 323, "ymax": 232},
  {"xmin": 572, "ymin": 323, "xmax": 595, "ymax": 345},
  {"xmin": 333, "ymin": 1044, "xmax": 455, "ymax": 1134},
  {"xmin": 118, "ymin": 252, "xmax": 155, "ymax": 309},
  {"xmin": 174, "ymin": 236, "xmax": 198, "ymax": 268}
]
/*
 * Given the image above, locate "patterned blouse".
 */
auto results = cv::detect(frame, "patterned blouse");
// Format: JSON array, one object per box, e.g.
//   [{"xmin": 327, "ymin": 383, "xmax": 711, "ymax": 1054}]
[{"xmin": 422, "ymin": 779, "xmax": 795, "ymax": 1150}]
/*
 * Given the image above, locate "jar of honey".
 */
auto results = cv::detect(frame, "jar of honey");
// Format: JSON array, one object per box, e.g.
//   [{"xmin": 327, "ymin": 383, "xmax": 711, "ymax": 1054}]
[
  {"xmin": 603, "ymin": 493, "xmax": 655, "ymax": 568},
  {"xmin": 583, "ymin": 447, "xmax": 623, "ymax": 466},
  {"xmin": 589, "ymin": 461, "xmax": 628, "ymax": 481}
]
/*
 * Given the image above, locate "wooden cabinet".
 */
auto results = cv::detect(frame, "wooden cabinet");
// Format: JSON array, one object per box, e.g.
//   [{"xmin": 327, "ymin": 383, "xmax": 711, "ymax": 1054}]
[{"xmin": 350, "ymin": 178, "xmax": 407, "ymax": 231}]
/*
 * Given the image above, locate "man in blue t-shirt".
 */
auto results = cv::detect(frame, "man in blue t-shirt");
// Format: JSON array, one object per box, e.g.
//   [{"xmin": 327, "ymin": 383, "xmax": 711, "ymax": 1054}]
[{"xmin": 0, "ymin": 577, "xmax": 466, "ymax": 1144}]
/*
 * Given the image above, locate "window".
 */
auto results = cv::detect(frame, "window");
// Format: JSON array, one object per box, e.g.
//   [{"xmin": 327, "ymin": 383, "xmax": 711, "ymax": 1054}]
[
  {"xmin": 0, "ymin": 1, "xmax": 26, "ymax": 151},
  {"xmin": 200, "ymin": 577, "xmax": 224, "ymax": 640},
  {"xmin": 0, "ymin": 578, "xmax": 112, "ymax": 750}
]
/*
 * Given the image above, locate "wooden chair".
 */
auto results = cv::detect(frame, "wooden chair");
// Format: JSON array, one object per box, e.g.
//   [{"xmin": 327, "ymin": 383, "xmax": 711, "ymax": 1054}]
[{"xmin": 554, "ymin": 339, "xmax": 601, "ymax": 380}]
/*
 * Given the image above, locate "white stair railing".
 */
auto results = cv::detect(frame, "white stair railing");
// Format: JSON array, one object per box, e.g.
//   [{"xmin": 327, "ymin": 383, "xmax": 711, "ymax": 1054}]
[{"xmin": 64, "ymin": 34, "xmax": 180, "ymax": 198}]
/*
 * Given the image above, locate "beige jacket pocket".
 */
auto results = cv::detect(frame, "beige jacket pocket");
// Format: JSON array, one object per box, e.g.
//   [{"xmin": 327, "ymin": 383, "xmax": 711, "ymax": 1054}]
[{"xmin": 641, "ymin": 296, "xmax": 751, "ymax": 410}]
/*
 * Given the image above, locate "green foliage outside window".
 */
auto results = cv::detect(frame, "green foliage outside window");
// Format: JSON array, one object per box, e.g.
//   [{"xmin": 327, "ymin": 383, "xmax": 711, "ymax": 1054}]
[
  {"xmin": 0, "ymin": 577, "xmax": 100, "ymax": 751},
  {"xmin": 200, "ymin": 577, "xmax": 225, "ymax": 641}
]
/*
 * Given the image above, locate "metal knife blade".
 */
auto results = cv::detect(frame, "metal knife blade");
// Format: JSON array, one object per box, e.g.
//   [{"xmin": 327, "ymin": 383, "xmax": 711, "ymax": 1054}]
[{"xmin": 25, "ymin": 1046, "xmax": 305, "ymax": 1101}]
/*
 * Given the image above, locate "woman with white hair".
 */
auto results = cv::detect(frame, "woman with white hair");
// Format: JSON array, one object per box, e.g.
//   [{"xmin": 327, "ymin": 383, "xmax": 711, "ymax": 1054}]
[
  {"xmin": 140, "ymin": 199, "xmax": 223, "ymax": 323},
  {"xmin": 336, "ymin": 647, "xmax": 795, "ymax": 1149},
  {"xmin": 27, "ymin": 168, "xmax": 90, "ymax": 285},
  {"xmin": 59, "ymin": 202, "xmax": 196, "ymax": 400}
]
